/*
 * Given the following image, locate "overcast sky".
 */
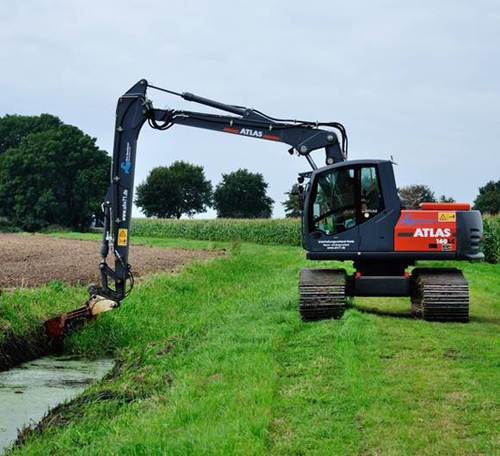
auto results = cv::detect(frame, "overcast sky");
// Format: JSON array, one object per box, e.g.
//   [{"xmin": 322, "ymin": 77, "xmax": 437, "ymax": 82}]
[{"xmin": 1, "ymin": 0, "xmax": 498, "ymax": 217}]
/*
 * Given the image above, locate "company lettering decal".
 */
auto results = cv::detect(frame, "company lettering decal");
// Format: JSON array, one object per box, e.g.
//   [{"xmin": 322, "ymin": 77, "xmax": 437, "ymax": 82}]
[
  {"xmin": 240, "ymin": 128, "xmax": 262, "ymax": 137},
  {"xmin": 414, "ymin": 228, "xmax": 451, "ymax": 237},
  {"xmin": 125, "ymin": 142, "xmax": 131, "ymax": 161},
  {"xmin": 400, "ymin": 213, "xmax": 435, "ymax": 226},
  {"xmin": 222, "ymin": 127, "xmax": 280, "ymax": 141},
  {"xmin": 120, "ymin": 142, "xmax": 133, "ymax": 174},
  {"xmin": 318, "ymin": 239, "xmax": 356, "ymax": 250},
  {"xmin": 121, "ymin": 161, "xmax": 131, "ymax": 174},
  {"xmin": 122, "ymin": 189, "xmax": 128, "ymax": 221}
]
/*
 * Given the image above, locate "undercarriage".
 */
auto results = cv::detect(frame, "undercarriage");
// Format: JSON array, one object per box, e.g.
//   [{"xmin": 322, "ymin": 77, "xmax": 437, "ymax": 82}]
[{"xmin": 299, "ymin": 266, "xmax": 470, "ymax": 322}]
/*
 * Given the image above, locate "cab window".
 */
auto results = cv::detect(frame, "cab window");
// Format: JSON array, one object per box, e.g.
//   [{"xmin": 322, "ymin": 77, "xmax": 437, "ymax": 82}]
[
  {"xmin": 311, "ymin": 168, "xmax": 357, "ymax": 235},
  {"xmin": 310, "ymin": 165, "xmax": 384, "ymax": 235},
  {"xmin": 360, "ymin": 166, "xmax": 383, "ymax": 220}
]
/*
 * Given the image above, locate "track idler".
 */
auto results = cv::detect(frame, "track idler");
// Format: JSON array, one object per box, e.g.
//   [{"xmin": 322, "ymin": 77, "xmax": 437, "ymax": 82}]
[{"xmin": 44, "ymin": 297, "xmax": 119, "ymax": 339}]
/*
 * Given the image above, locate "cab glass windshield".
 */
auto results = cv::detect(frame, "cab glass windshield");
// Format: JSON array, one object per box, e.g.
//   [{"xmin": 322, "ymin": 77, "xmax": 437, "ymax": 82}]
[{"xmin": 310, "ymin": 166, "xmax": 383, "ymax": 235}]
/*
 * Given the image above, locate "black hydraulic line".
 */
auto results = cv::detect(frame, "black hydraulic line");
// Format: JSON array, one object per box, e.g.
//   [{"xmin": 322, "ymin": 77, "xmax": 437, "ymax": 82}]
[
  {"xmin": 147, "ymin": 107, "xmax": 344, "ymax": 161},
  {"xmin": 147, "ymin": 83, "xmax": 348, "ymax": 158}
]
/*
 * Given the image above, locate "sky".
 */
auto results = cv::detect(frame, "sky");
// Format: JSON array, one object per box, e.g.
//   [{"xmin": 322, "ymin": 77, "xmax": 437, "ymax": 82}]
[{"xmin": 1, "ymin": 0, "xmax": 498, "ymax": 218}]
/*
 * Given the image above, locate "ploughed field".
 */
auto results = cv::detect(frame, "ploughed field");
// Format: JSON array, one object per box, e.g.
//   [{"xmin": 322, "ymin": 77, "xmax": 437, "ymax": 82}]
[{"xmin": 0, "ymin": 233, "xmax": 220, "ymax": 289}]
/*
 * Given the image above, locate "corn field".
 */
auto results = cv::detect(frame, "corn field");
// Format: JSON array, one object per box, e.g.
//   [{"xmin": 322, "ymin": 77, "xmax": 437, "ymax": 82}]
[
  {"xmin": 483, "ymin": 214, "xmax": 500, "ymax": 264},
  {"xmin": 131, "ymin": 218, "xmax": 303, "ymax": 247},
  {"xmin": 131, "ymin": 215, "xmax": 500, "ymax": 263}
]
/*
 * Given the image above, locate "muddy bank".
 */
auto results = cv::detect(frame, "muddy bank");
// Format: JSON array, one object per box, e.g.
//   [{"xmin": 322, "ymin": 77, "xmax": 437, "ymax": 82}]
[
  {"xmin": 0, "ymin": 233, "xmax": 223, "ymax": 288},
  {"xmin": 13, "ymin": 386, "xmax": 136, "ymax": 450},
  {"xmin": 0, "ymin": 328, "xmax": 55, "ymax": 373}
]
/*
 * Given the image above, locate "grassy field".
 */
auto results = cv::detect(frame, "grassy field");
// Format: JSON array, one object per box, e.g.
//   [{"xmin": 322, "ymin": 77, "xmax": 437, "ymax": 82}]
[{"xmin": 2, "ymin": 234, "xmax": 500, "ymax": 454}]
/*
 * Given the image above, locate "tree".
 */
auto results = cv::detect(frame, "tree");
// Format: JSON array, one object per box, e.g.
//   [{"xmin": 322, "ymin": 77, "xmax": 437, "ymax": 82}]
[
  {"xmin": 213, "ymin": 169, "xmax": 274, "ymax": 218},
  {"xmin": 438, "ymin": 195, "xmax": 456, "ymax": 203},
  {"xmin": 398, "ymin": 184, "xmax": 436, "ymax": 209},
  {"xmin": 0, "ymin": 125, "xmax": 110, "ymax": 230},
  {"xmin": 135, "ymin": 161, "xmax": 212, "ymax": 219},
  {"xmin": 282, "ymin": 183, "xmax": 302, "ymax": 218},
  {"xmin": 0, "ymin": 114, "xmax": 62, "ymax": 156},
  {"xmin": 474, "ymin": 180, "xmax": 500, "ymax": 214}
]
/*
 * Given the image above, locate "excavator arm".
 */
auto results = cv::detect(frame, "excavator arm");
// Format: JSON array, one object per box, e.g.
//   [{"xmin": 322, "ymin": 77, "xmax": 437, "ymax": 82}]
[{"xmin": 89, "ymin": 79, "xmax": 348, "ymax": 303}]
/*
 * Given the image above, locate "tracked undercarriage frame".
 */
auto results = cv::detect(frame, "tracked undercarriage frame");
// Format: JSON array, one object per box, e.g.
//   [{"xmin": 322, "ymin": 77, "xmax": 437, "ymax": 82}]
[{"xmin": 299, "ymin": 267, "xmax": 470, "ymax": 322}]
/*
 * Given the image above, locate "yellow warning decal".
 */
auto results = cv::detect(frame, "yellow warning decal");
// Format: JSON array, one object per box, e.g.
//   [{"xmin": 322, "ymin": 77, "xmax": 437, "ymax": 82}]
[
  {"xmin": 118, "ymin": 228, "xmax": 128, "ymax": 246},
  {"xmin": 438, "ymin": 212, "xmax": 456, "ymax": 222}
]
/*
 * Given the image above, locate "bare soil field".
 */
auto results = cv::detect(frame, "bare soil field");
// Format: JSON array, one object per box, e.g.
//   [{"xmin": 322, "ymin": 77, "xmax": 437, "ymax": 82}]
[{"xmin": 0, "ymin": 233, "xmax": 221, "ymax": 289}]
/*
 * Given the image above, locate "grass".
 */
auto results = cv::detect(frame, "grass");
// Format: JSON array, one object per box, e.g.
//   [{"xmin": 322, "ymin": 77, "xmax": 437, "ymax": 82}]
[
  {"xmin": 0, "ymin": 282, "xmax": 85, "ymax": 344},
  {"xmin": 1, "ymin": 235, "xmax": 499, "ymax": 454}
]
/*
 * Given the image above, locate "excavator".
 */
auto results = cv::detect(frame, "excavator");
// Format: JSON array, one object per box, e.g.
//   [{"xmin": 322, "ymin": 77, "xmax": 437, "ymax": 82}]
[{"xmin": 45, "ymin": 80, "xmax": 483, "ymax": 338}]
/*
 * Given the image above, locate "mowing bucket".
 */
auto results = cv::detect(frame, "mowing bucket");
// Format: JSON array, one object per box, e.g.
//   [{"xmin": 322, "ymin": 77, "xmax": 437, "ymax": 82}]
[{"xmin": 44, "ymin": 297, "xmax": 118, "ymax": 339}]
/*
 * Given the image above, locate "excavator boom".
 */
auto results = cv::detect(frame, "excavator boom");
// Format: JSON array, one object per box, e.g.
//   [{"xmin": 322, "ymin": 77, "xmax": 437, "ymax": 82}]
[{"xmin": 89, "ymin": 79, "xmax": 348, "ymax": 304}]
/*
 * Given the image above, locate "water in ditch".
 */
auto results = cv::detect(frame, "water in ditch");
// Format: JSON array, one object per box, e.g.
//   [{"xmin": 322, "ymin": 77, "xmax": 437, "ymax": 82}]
[{"xmin": 0, "ymin": 355, "xmax": 114, "ymax": 452}]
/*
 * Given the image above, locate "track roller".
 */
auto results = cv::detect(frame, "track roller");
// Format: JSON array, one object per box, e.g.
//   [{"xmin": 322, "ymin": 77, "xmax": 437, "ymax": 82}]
[
  {"xmin": 299, "ymin": 268, "xmax": 346, "ymax": 321},
  {"xmin": 411, "ymin": 268, "xmax": 469, "ymax": 322}
]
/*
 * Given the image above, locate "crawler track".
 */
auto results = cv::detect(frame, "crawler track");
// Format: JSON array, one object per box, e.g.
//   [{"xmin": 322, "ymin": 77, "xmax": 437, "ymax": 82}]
[
  {"xmin": 411, "ymin": 268, "xmax": 469, "ymax": 322},
  {"xmin": 299, "ymin": 268, "xmax": 346, "ymax": 321}
]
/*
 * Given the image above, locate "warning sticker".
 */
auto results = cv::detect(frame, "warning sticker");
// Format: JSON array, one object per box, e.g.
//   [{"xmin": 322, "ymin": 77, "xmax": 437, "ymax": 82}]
[
  {"xmin": 118, "ymin": 228, "xmax": 128, "ymax": 246},
  {"xmin": 438, "ymin": 212, "xmax": 456, "ymax": 222}
]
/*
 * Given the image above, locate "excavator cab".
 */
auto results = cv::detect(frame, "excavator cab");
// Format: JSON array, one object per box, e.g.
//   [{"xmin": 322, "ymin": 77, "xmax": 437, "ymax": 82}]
[{"xmin": 303, "ymin": 159, "xmax": 401, "ymax": 257}]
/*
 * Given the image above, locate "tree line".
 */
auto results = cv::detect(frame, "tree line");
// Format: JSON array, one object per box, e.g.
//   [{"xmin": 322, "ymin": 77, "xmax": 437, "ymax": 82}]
[
  {"xmin": 0, "ymin": 114, "xmax": 109, "ymax": 230},
  {"xmin": 0, "ymin": 114, "xmax": 498, "ymax": 231},
  {"xmin": 0, "ymin": 114, "xmax": 278, "ymax": 229},
  {"xmin": 135, "ymin": 163, "xmax": 274, "ymax": 219}
]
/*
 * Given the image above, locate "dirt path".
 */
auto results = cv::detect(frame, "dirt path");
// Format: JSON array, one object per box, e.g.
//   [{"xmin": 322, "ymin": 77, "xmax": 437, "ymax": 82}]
[{"xmin": 0, "ymin": 233, "xmax": 221, "ymax": 289}]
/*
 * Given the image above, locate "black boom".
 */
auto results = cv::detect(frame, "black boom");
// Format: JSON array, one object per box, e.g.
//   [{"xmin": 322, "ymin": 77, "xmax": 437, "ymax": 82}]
[{"xmin": 90, "ymin": 79, "xmax": 348, "ymax": 303}]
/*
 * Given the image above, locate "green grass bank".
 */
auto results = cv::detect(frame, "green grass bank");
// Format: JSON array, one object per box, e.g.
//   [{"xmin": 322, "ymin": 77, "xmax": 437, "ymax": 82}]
[{"xmin": 2, "ymin": 234, "xmax": 499, "ymax": 454}]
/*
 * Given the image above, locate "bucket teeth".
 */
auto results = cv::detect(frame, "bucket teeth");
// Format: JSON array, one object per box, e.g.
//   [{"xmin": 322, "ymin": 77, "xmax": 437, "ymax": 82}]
[
  {"xmin": 299, "ymin": 268, "xmax": 346, "ymax": 321},
  {"xmin": 411, "ymin": 268, "xmax": 469, "ymax": 322}
]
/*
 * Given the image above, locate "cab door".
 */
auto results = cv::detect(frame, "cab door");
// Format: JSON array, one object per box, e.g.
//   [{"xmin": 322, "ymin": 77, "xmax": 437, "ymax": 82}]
[
  {"xmin": 306, "ymin": 165, "xmax": 360, "ymax": 252},
  {"xmin": 356, "ymin": 163, "xmax": 402, "ymax": 251}
]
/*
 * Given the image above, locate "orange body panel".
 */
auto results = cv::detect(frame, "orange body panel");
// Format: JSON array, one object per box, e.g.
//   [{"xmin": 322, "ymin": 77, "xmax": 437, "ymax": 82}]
[
  {"xmin": 420, "ymin": 202, "xmax": 471, "ymax": 211},
  {"xmin": 395, "ymin": 210, "xmax": 457, "ymax": 252}
]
